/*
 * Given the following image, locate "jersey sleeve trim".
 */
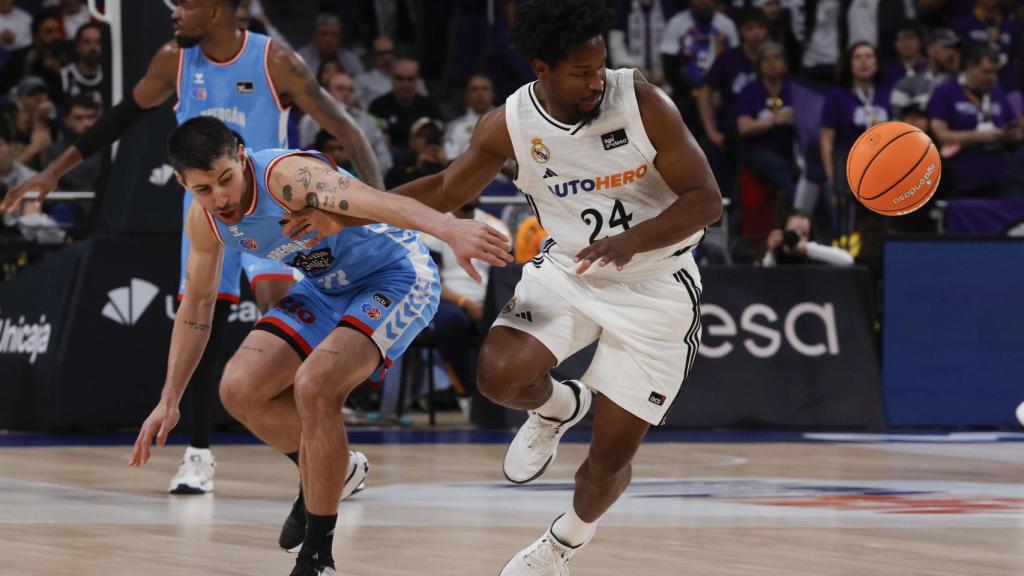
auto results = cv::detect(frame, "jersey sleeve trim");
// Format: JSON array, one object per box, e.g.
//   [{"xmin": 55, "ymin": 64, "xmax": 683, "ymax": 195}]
[
  {"xmin": 173, "ymin": 47, "xmax": 184, "ymax": 112},
  {"xmin": 264, "ymin": 38, "xmax": 287, "ymax": 112},
  {"xmin": 201, "ymin": 209, "xmax": 225, "ymax": 245}
]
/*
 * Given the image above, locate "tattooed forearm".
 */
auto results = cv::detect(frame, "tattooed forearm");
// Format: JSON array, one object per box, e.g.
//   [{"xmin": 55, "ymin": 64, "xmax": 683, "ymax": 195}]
[
  {"xmin": 183, "ymin": 320, "xmax": 210, "ymax": 332},
  {"xmin": 339, "ymin": 199, "xmax": 349, "ymax": 211},
  {"xmin": 283, "ymin": 185, "xmax": 293, "ymax": 202},
  {"xmin": 338, "ymin": 176, "xmax": 350, "ymax": 189},
  {"xmin": 305, "ymin": 192, "xmax": 319, "ymax": 208},
  {"xmin": 241, "ymin": 344, "xmax": 265, "ymax": 354},
  {"xmin": 304, "ymin": 78, "xmax": 384, "ymax": 189}
]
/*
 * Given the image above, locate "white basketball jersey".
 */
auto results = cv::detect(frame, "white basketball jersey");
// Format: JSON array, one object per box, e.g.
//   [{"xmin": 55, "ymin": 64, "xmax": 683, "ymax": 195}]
[{"xmin": 506, "ymin": 68, "xmax": 704, "ymax": 281}]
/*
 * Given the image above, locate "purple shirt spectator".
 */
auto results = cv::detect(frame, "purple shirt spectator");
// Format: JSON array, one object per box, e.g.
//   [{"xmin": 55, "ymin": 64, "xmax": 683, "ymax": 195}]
[
  {"xmin": 702, "ymin": 46, "xmax": 756, "ymax": 128},
  {"xmin": 821, "ymin": 85, "xmax": 891, "ymax": 150},
  {"xmin": 736, "ymin": 78, "xmax": 796, "ymax": 154},
  {"xmin": 951, "ymin": 10, "xmax": 1021, "ymax": 89},
  {"xmin": 927, "ymin": 78, "xmax": 1012, "ymax": 193},
  {"xmin": 659, "ymin": 9, "xmax": 739, "ymax": 86}
]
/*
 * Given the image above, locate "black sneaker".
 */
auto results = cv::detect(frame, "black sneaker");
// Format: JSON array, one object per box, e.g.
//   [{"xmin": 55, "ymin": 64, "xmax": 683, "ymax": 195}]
[
  {"xmin": 289, "ymin": 555, "xmax": 335, "ymax": 576},
  {"xmin": 279, "ymin": 489, "xmax": 306, "ymax": 552}
]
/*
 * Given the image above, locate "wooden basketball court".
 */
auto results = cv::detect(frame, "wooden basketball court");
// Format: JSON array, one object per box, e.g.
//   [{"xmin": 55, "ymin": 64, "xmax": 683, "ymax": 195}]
[{"xmin": 2, "ymin": 428, "xmax": 1022, "ymax": 575}]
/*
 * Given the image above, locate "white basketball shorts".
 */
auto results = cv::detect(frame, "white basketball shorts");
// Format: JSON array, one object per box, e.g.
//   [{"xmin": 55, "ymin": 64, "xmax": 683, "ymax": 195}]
[{"xmin": 492, "ymin": 256, "xmax": 702, "ymax": 425}]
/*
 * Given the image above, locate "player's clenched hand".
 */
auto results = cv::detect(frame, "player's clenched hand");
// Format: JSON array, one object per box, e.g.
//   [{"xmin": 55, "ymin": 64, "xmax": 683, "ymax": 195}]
[
  {"xmin": 280, "ymin": 207, "xmax": 346, "ymax": 248},
  {"xmin": 130, "ymin": 404, "xmax": 180, "ymax": 467},
  {"xmin": 574, "ymin": 232, "xmax": 639, "ymax": 274},
  {"xmin": 439, "ymin": 218, "xmax": 513, "ymax": 283},
  {"xmin": 0, "ymin": 171, "xmax": 59, "ymax": 214}
]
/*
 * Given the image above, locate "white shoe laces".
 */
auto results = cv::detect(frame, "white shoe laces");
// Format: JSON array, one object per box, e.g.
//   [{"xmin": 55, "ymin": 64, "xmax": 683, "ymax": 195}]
[
  {"xmin": 522, "ymin": 535, "xmax": 573, "ymax": 575},
  {"xmin": 176, "ymin": 455, "xmax": 214, "ymax": 480}
]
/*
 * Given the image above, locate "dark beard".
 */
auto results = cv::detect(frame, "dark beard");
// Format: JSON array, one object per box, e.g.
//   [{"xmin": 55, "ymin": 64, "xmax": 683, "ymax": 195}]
[{"xmin": 175, "ymin": 34, "xmax": 202, "ymax": 48}]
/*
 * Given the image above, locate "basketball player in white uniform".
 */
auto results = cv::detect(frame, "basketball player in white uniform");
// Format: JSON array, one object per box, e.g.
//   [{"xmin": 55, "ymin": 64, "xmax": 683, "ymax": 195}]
[{"xmin": 283, "ymin": 0, "xmax": 721, "ymax": 571}]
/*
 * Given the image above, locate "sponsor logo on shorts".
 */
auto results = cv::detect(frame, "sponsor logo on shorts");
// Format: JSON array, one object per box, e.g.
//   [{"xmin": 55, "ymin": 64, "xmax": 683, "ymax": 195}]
[
  {"xmin": 361, "ymin": 303, "xmax": 382, "ymax": 320},
  {"xmin": 601, "ymin": 128, "xmax": 628, "ymax": 150},
  {"xmin": 274, "ymin": 296, "xmax": 317, "ymax": 324},
  {"xmin": 290, "ymin": 248, "xmax": 335, "ymax": 274},
  {"xmin": 240, "ymin": 238, "xmax": 258, "ymax": 250},
  {"xmin": 648, "ymin": 391, "xmax": 666, "ymax": 406},
  {"xmin": 502, "ymin": 297, "xmax": 517, "ymax": 314},
  {"xmin": 373, "ymin": 293, "xmax": 392, "ymax": 308}
]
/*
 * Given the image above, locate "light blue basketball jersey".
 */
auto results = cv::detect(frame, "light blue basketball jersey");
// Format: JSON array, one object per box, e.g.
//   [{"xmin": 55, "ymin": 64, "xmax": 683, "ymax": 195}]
[
  {"xmin": 206, "ymin": 148, "xmax": 428, "ymax": 294},
  {"xmin": 175, "ymin": 30, "xmax": 287, "ymax": 149}
]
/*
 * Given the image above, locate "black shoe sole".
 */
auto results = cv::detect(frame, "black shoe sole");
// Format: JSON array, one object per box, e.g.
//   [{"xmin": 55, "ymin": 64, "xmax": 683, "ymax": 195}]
[{"xmin": 169, "ymin": 484, "xmax": 210, "ymax": 495}]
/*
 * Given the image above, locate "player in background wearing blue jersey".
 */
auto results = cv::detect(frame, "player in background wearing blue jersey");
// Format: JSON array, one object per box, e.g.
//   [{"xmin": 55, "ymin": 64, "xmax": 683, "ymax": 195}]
[
  {"xmin": 0, "ymin": 0, "xmax": 387, "ymax": 552},
  {"xmin": 129, "ymin": 116, "xmax": 512, "ymax": 575}
]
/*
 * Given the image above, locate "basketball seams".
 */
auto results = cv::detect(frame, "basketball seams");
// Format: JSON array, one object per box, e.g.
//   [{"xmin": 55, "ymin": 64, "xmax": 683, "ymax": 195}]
[
  {"xmin": 871, "ymin": 171, "xmax": 940, "ymax": 215},
  {"xmin": 860, "ymin": 140, "xmax": 934, "ymax": 201},
  {"xmin": 852, "ymin": 129, "xmax": 922, "ymax": 198}
]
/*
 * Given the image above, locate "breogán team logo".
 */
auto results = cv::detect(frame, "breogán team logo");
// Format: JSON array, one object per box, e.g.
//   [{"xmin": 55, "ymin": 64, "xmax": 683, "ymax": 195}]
[{"xmin": 102, "ymin": 278, "xmax": 160, "ymax": 326}]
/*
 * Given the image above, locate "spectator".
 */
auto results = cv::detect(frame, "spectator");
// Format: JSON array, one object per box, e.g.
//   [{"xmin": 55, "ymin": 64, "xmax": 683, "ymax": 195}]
[
  {"xmin": 316, "ymin": 54, "xmax": 344, "ymax": 88},
  {"xmin": 697, "ymin": 8, "xmax": 766, "ymax": 152},
  {"xmin": 761, "ymin": 210, "xmax": 854, "ymax": 266},
  {"xmin": 40, "ymin": 94, "xmax": 99, "ymax": 191},
  {"xmin": 0, "ymin": 0, "xmax": 33, "ymax": 53},
  {"xmin": 444, "ymin": 74, "xmax": 494, "ymax": 159},
  {"xmin": 950, "ymin": 0, "xmax": 1020, "ymax": 67},
  {"xmin": 890, "ymin": 28, "xmax": 960, "ymax": 115},
  {"xmin": 758, "ymin": 0, "xmax": 801, "ymax": 74},
  {"xmin": 369, "ymin": 58, "xmax": 440, "ymax": 151},
  {"xmin": 514, "ymin": 214, "xmax": 548, "ymax": 264},
  {"xmin": 929, "ymin": 46, "xmax": 1020, "ymax": 197},
  {"xmin": 355, "ymin": 36, "xmax": 427, "ymax": 111},
  {"xmin": 737, "ymin": 42, "xmax": 798, "ymax": 211},
  {"xmin": 800, "ymin": 0, "xmax": 844, "ymax": 86},
  {"xmin": 820, "ymin": 42, "xmax": 889, "ymax": 233},
  {"xmin": 882, "ymin": 21, "xmax": 926, "ymax": 90},
  {"xmin": 0, "ymin": 124, "xmax": 36, "ymax": 190},
  {"xmin": 53, "ymin": 0, "xmax": 90, "ymax": 40},
  {"xmin": 313, "ymin": 129, "xmax": 355, "ymax": 175},
  {"xmin": 420, "ymin": 194, "xmax": 511, "ymax": 409},
  {"xmin": 660, "ymin": 0, "xmax": 739, "ymax": 97},
  {"xmin": 384, "ymin": 116, "xmax": 446, "ymax": 188},
  {"xmin": 298, "ymin": 72, "xmax": 392, "ymax": 174},
  {"xmin": 297, "ymin": 13, "xmax": 363, "ymax": 80},
  {"xmin": 1, "ymin": 76, "xmax": 57, "ymax": 171},
  {"xmin": 846, "ymin": 0, "xmax": 915, "ymax": 65},
  {"xmin": 607, "ymin": 0, "xmax": 678, "ymax": 87},
  {"xmin": 58, "ymin": 21, "xmax": 102, "ymax": 107},
  {"xmin": 0, "ymin": 9, "xmax": 66, "ymax": 97}
]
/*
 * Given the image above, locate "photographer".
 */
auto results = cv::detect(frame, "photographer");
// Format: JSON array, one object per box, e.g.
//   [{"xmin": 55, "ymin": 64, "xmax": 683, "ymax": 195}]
[{"xmin": 761, "ymin": 210, "xmax": 854, "ymax": 267}]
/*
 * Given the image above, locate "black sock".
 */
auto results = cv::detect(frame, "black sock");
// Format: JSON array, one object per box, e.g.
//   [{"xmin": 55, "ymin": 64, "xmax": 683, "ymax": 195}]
[
  {"xmin": 186, "ymin": 300, "xmax": 230, "ymax": 449},
  {"xmin": 299, "ymin": 512, "xmax": 337, "ymax": 564},
  {"xmin": 286, "ymin": 451, "xmax": 300, "ymax": 466}
]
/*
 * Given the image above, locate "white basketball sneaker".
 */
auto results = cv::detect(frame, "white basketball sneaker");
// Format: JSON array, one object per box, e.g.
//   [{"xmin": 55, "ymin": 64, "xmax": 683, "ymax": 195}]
[
  {"xmin": 500, "ymin": 517, "xmax": 595, "ymax": 576},
  {"xmin": 168, "ymin": 446, "xmax": 215, "ymax": 494},
  {"xmin": 504, "ymin": 380, "xmax": 592, "ymax": 484}
]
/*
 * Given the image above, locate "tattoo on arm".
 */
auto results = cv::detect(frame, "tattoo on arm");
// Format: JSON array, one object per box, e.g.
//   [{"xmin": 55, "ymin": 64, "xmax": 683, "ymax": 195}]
[
  {"xmin": 305, "ymin": 192, "xmax": 319, "ymax": 208},
  {"xmin": 283, "ymin": 185, "xmax": 292, "ymax": 202},
  {"xmin": 339, "ymin": 199, "xmax": 349, "ymax": 211},
  {"xmin": 296, "ymin": 167, "xmax": 312, "ymax": 190},
  {"xmin": 183, "ymin": 320, "xmax": 210, "ymax": 332},
  {"xmin": 338, "ymin": 176, "xmax": 350, "ymax": 189}
]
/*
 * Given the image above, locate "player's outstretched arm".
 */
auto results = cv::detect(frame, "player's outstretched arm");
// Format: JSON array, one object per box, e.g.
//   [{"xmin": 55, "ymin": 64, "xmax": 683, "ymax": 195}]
[
  {"xmin": 389, "ymin": 107, "xmax": 512, "ymax": 212},
  {"xmin": 268, "ymin": 44, "xmax": 384, "ymax": 190},
  {"xmin": 574, "ymin": 78, "xmax": 723, "ymax": 273},
  {"xmin": 130, "ymin": 202, "xmax": 223, "ymax": 467},
  {"xmin": 1, "ymin": 42, "xmax": 179, "ymax": 214},
  {"xmin": 270, "ymin": 154, "xmax": 512, "ymax": 282}
]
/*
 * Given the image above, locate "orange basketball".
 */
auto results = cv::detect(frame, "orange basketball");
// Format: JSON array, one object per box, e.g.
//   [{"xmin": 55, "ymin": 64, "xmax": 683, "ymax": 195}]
[{"xmin": 846, "ymin": 121, "xmax": 941, "ymax": 216}]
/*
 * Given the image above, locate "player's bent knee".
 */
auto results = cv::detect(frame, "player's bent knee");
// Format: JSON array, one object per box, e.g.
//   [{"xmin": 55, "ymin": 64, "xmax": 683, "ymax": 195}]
[
  {"xmin": 219, "ymin": 364, "xmax": 255, "ymax": 418},
  {"xmin": 293, "ymin": 366, "xmax": 347, "ymax": 415},
  {"xmin": 476, "ymin": 351, "xmax": 536, "ymax": 405}
]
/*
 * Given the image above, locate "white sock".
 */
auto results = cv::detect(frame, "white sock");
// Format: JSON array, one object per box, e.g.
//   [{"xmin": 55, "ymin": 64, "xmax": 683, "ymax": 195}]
[
  {"xmin": 551, "ymin": 508, "xmax": 596, "ymax": 547},
  {"xmin": 534, "ymin": 378, "xmax": 578, "ymax": 422}
]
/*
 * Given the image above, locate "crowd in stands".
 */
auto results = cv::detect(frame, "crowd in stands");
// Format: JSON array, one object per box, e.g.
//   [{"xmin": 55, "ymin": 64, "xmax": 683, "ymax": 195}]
[{"xmin": 3, "ymin": 0, "xmax": 1024, "ymax": 395}]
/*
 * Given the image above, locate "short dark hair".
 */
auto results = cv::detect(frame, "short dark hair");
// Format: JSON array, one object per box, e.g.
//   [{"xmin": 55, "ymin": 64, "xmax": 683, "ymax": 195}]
[
  {"xmin": 738, "ymin": 8, "xmax": 768, "ymax": 29},
  {"xmin": 32, "ymin": 8, "xmax": 60, "ymax": 36},
  {"xmin": 168, "ymin": 116, "xmax": 240, "ymax": 173},
  {"xmin": 74, "ymin": 21, "xmax": 105, "ymax": 44},
  {"xmin": 964, "ymin": 44, "xmax": 1001, "ymax": 68},
  {"xmin": 64, "ymin": 94, "xmax": 100, "ymax": 116},
  {"xmin": 895, "ymin": 19, "xmax": 924, "ymax": 41},
  {"xmin": 512, "ymin": 0, "xmax": 612, "ymax": 66}
]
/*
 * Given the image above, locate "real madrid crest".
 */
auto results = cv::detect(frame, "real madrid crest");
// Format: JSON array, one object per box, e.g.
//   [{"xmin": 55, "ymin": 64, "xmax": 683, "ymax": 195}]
[{"xmin": 530, "ymin": 138, "xmax": 551, "ymax": 164}]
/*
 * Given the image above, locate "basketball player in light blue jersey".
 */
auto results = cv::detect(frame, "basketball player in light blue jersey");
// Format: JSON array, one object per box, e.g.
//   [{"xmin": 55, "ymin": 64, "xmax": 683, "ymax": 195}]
[
  {"xmin": 0, "ymin": 0, "xmax": 386, "ymax": 553},
  {"xmin": 129, "ymin": 116, "xmax": 512, "ymax": 575}
]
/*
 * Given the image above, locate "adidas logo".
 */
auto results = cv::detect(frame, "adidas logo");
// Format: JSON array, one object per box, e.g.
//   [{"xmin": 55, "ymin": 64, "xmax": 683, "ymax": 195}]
[
  {"xmin": 102, "ymin": 278, "xmax": 160, "ymax": 326},
  {"xmin": 149, "ymin": 163, "xmax": 175, "ymax": 186},
  {"xmin": 542, "ymin": 168, "xmax": 558, "ymax": 179},
  {"xmin": 515, "ymin": 311, "xmax": 533, "ymax": 322}
]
